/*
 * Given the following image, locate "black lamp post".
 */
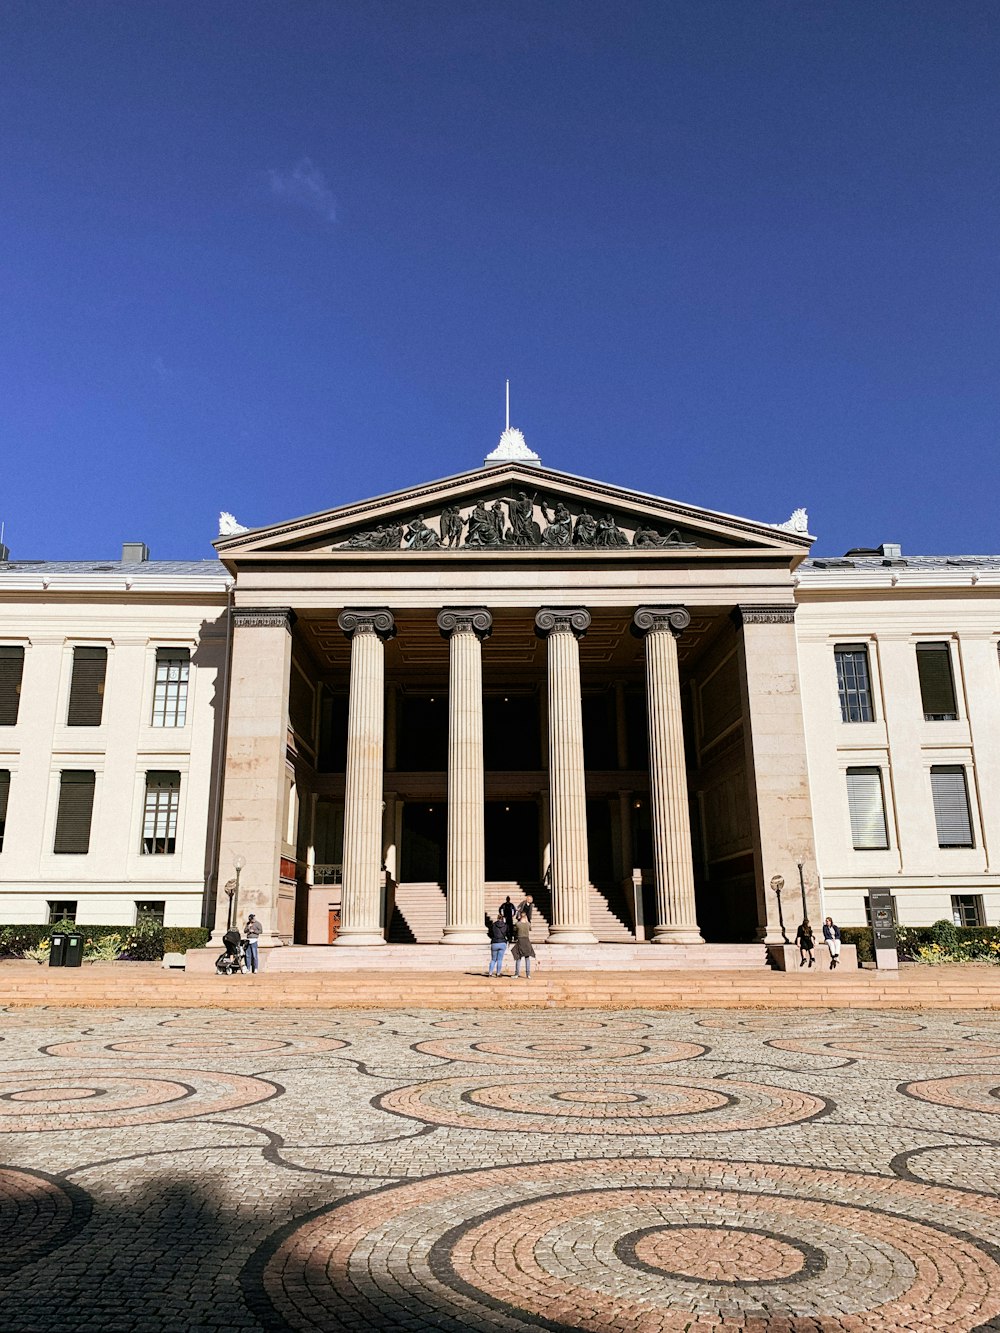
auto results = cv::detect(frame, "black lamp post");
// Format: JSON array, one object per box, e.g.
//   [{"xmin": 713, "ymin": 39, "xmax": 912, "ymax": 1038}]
[
  {"xmin": 770, "ymin": 875, "xmax": 789, "ymax": 944},
  {"xmin": 225, "ymin": 855, "xmax": 245, "ymax": 931},
  {"xmin": 797, "ymin": 861, "xmax": 808, "ymax": 921}
]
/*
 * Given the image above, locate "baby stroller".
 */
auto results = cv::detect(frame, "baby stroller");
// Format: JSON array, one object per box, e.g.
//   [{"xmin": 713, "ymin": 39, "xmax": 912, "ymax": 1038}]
[{"xmin": 215, "ymin": 929, "xmax": 246, "ymax": 975}]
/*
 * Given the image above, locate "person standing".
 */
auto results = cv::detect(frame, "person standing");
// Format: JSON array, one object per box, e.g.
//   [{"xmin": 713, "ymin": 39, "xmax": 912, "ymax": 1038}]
[
  {"xmin": 795, "ymin": 919, "xmax": 816, "ymax": 968},
  {"xmin": 499, "ymin": 896, "xmax": 516, "ymax": 942},
  {"xmin": 512, "ymin": 913, "xmax": 536, "ymax": 979},
  {"xmin": 516, "ymin": 893, "xmax": 534, "ymax": 923},
  {"xmin": 487, "ymin": 917, "xmax": 508, "ymax": 977},
  {"xmin": 823, "ymin": 917, "xmax": 842, "ymax": 970},
  {"xmin": 243, "ymin": 913, "xmax": 263, "ymax": 973}
]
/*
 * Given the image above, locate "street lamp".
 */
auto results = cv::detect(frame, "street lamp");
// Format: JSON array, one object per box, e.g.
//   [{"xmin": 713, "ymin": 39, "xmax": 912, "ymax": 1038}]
[
  {"xmin": 797, "ymin": 861, "xmax": 808, "ymax": 922},
  {"xmin": 226, "ymin": 855, "xmax": 245, "ymax": 932},
  {"xmin": 770, "ymin": 874, "xmax": 789, "ymax": 944}
]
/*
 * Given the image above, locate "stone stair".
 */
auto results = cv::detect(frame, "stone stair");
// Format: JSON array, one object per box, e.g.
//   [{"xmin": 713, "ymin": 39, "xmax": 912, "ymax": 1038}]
[
  {"xmin": 389, "ymin": 881, "xmax": 641, "ymax": 943},
  {"xmin": 388, "ymin": 882, "xmax": 447, "ymax": 943},
  {"xmin": 589, "ymin": 882, "xmax": 636, "ymax": 942}
]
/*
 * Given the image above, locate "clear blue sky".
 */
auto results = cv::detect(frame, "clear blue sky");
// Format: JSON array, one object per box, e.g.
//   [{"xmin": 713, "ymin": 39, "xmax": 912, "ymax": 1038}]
[{"xmin": 3, "ymin": 1, "xmax": 998, "ymax": 559}]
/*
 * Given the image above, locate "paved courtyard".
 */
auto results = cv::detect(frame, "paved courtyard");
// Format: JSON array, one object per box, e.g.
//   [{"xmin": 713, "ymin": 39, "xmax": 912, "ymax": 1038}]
[{"xmin": 1, "ymin": 1005, "xmax": 999, "ymax": 1331}]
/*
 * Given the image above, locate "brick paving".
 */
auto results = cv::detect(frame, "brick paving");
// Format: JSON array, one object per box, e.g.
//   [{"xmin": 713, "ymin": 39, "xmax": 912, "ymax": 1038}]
[{"xmin": 0, "ymin": 1006, "xmax": 999, "ymax": 1330}]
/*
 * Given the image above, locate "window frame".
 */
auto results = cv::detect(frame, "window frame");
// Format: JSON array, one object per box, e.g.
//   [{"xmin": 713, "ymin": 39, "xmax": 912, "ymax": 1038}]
[
  {"xmin": 930, "ymin": 764, "xmax": 975, "ymax": 849},
  {"xmin": 151, "ymin": 648, "xmax": 190, "ymax": 729},
  {"xmin": 53, "ymin": 770, "xmax": 97, "ymax": 855},
  {"xmin": 141, "ymin": 770, "xmax": 181, "ymax": 856},
  {"xmin": 0, "ymin": 769, "xmax": 9, "ymax": 853},
  {"xmin": 67, "ymin": 645, "xmax": 108, "ymax": 727},
  {"xmin": 834, "ymin": 643, "xmax": 875, "ymax": 723},
  {"xmin": 47, "ymin": 900, "xmax": 78, "ymax": 925},
  {"xmin": 845, "ymin": 766, "xmax": 890, "ymax": 850},
  {"xmin": 0, "ymin": 645, "xmax": 25, "ymax": 726},
  {"xmin": 951, "ymin": 894, "xmax": 985, "ymax": 928},
  {"xmin": 134, "ymin": 899, "xmax": 166, "ymax": 926},
  {"xmin": 916, "ymin": 641, "xmax": 959, "ymax": 721}
]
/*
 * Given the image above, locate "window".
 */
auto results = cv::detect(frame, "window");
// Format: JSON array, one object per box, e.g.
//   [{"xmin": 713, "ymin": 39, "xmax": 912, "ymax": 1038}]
[
  {"xmin": 47, "ymin": 900, "xmax": 78, "ymax": 924},
  {"xmin": 67, "ymin": 647, "xmax": 107, "ymax": 726},
  {"xmin": 835, "ymin": 645, "xmax": 874, "ymax": 722},
  {"xmin": 951, "ymin": 895, "xmax": 984, "ymax": 928},
  {"xmin": 0, "ymin": 770, "xmax": 8, "ymax": 852},
  {"xmin": 53, "ymin": 771, "xmax": 96, "ymax": 854},
  {"xmin": 930, "ymin": 765, "xmax": 974, "ymax": 848},
  {"xmin": 0, "ymin": 647, "xmax": 24, "ymax": 726},
  {"xmin": 135, "ymin": 900, "xmax": 166, "ymax": 925},
  {"xmin": 142, "ymin": 771, "xmax": 180, "ymax": 854},
  {"xmin": 152, "ymin": 649, "xmax": 189, "ymax": 727},
  {"xmin": 916, "ymin": 642, "xmax": 958, "ymax": 720},
  {"xmin": 845, "ymin": 768, "xmax": 889, "ymax": 849},
  {"xmin": 864, "ymin": 894, "xmax": 898, "ymax": 927}
]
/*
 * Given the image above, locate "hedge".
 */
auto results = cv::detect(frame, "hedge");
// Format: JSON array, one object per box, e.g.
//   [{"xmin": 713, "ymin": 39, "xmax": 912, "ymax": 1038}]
[
  {"xmin": 0, "ymin": 923, "xmax": 210, "ymax": 960},
  {"xmin": 837, "ymin": 923, "xmax": 1000, "ymax": 966}
]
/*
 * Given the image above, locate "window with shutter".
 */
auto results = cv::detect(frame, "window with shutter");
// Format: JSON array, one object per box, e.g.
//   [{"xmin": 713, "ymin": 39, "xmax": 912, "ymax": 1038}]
[
  {"xmin": 845, "ymin": 767, "xmax": 889, "ymax": 849},
  {"xmin": 930, "ymin": 766, "xmax": 974, "ymax": 848},
  {"xmin": 0, "ymin": 647, "xmax": 24, "ymax": 726},
  {"xmin": 53, "ymin": 771, "xmax": 96, "ymax": 854},
  {"xmin": 67, "ymin": 647, "xmax": 107, "ymax": 726},
  {"xmin": 916, "ymin": 643, "xmax": 958, "ymax": 720},
  {"xmin": 0, "ymin": 770, "xmax": 9, "ymax": 852},
  {"xmin": 142, "ymin": 771, "xmax": 180, "ymax": 854},
  {"xmin": 834, "ymin": 645, "xmax": 874, "ymax": 722},
  {"xmin": 151, "ymin": 649, "xmax": 189, "ymax": 727}
]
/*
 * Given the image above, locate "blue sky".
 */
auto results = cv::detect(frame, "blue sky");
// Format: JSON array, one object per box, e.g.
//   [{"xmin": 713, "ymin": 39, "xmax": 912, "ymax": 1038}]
[{"xmin": 3, "ymin": 1, "xmax": 998, "ymax": 559}]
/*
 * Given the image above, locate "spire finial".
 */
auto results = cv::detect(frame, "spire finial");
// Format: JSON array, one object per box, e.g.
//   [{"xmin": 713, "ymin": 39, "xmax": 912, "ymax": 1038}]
[{"xmin": 505, "ymin": 378, "xmax": 510, "ymax": 431}]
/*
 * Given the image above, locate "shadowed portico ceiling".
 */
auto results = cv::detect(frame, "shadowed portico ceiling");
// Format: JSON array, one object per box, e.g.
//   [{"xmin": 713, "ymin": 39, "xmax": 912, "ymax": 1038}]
[
  {"xmin": 216, "ymin": 463, "xmax": 812, "ymax": 565},
  {"xmin": 296, "ymin": 608, "xmax": 720, "ymax": 677}
]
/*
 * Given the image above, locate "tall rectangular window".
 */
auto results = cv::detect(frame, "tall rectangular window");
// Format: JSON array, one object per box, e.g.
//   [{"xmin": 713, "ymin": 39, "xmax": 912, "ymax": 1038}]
[
  {"xmin": 845, "ymin": 767, "xmax": 889, "ymax": 849},
  {"xmin": 835, "ymin": 645, "xmax": 874, "ymax": 722},
  {"xmin": 0, "ymin": 770, "xmax": 9, "ymax": 852},
  {"xmin": 0, "ymin": 647, "xmax": 24, "ymax": 726},
  {"xmin": 152, "ymin": 649, "xmax": 190, "ymax": 727},
  {"xmin": 67, "ymin": 647, "xmax": 107, "ymax": 726},
  {"xmin": 53, "ymin": 771, "xmax": 96, "ymax": 854},
  {"xmin": 916, "ymin": 642, "xmax": 958, "ymax": 720},
  {"xmin": 930, "ymin": 765, "xmax": 974, "ymax": 848},
  {"xmin": 951, "ymin": 895, "xmax": 984, "ymax": 927},
  {"xmin": 142, "ymin": 771, "xmax": 180, "ymax": 855}
]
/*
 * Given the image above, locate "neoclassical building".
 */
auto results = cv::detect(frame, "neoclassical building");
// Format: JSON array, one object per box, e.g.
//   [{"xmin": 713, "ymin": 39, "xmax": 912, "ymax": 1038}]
[{"xmin": 1, "ymin": 435, "xmax": 997, "ymax": 948}]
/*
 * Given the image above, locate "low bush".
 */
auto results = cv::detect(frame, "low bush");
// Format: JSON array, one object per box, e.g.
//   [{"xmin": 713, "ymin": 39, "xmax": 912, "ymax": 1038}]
[
  {"xmin": 839, "ymin": 926, "xmax": 873, "ymax": 963},
  {"xmin": 1, "ymin": 922, "xmax": 210, "ymax": 960}
]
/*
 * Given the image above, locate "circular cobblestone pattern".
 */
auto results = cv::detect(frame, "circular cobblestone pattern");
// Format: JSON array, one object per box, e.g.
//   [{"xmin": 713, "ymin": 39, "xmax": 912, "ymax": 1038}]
[
  {"xmin": 0, "ymin": 1166, "xmax": 92, "ymax": 1277},
  {"xmin": 903, "ymin": 1073, "xmax": 1000, "ymax": 1115},
  {"xmin": 376, "ymin": 1074, "xmax": 826, "ymax": 1135},
  {"xmin": 248, "ymin": 1156, "xmax": 1000, "ymax": 1331},
  {"xmin": 0, "ymin": 1068, "xmax": 278, "ymax": 1132},
  {"xmin": 768, "ymin": 1035, "xmax": 1000, "ymax": 1062},
  {"xmin": 43, "ymin": 1035, "xmax": 348, "ymax": 1059},
  {"xmin": 413, "ymin": 1036, "xmax": 704, "ymax": 1065}
]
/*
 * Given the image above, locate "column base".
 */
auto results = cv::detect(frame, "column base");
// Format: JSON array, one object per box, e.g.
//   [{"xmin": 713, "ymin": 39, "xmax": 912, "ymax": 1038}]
[
  {"xmin": 651, "ymin": 926, "xmax": 705, "ymax": 945},
  {"xmin": 546, "ymin": 928, "xmax": 599, "ymax": 944},
  {"xmin": 756, "ymin": 927, "xmax": 789, "ymax": 946},
  {"xmin": 332, "ymin": 930, "xmax": 387, "ymax": 947},
  {"xmin": 440, "ymin": 928, "xmax": 488, "ymax": 944}
]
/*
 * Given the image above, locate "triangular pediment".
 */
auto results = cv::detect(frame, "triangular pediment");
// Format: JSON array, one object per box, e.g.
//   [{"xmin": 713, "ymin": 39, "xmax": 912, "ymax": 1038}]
[{"xmin": 215, "ymin": 464, "xmax": 812, "ymax": 563}]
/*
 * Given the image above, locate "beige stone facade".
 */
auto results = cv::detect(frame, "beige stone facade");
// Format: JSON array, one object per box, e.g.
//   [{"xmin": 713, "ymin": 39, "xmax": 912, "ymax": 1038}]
[{"xmin": 1, "ymin": 468, "xmax": 996, "ymax": 945}]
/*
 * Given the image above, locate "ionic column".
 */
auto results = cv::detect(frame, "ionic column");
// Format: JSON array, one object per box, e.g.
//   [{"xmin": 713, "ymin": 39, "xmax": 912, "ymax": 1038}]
[
  {"xmin": 633, "ymin": 606, "xmax": 704, "ymax": 944},
  {"xmin": 334, "ymin": 609, "xmax": 395, "ymax": 946},
  {"xmin": 535, "ymin": 608, "xmax": 596, "ymax": 943},
  {"xmin": 437, "ymin": 607, "xmax": 492, "ymax": 943}
]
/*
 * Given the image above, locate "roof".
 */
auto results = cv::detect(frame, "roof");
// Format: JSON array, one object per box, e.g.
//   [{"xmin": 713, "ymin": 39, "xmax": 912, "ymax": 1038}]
[
  {"xmin": 1, "ymin": 559, "xmax": 227, "ymax": 576},
  {"xmin": 803, "ymin": 555, "xmax": 1000, "ymax": 572}
]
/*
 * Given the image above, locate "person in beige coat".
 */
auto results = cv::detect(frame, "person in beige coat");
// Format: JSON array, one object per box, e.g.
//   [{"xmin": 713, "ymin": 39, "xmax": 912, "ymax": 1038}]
[{"xmin": 512, "ymin": 913, "xmax": 536, "ymax": 979}]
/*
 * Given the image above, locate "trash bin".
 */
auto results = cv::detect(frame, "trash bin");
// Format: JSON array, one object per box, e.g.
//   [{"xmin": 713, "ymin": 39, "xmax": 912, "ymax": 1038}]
[
  {"xmin": 64, "ymin": 933, "xmax": 84, "ymax": 967},
  {"xmin": 48, "ymin": 932, "xmax": 67, "ymax": 967}
]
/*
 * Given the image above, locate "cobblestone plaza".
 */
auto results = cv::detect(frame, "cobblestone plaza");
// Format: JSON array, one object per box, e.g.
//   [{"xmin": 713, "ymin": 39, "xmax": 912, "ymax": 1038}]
[{"xmin": 2, "ymin": 1004, "xmax": 1000, "ymax": 1330}]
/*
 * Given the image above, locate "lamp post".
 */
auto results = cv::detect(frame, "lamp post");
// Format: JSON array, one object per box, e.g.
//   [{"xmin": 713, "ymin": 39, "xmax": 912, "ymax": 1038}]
[
  {"xmin": 770, "ymin": 874, "xmax": 789, "ymax": 944},
  {"xmin": 797, "ymin": 861, "xmax": 808, "ymax": 922},
  {"xmin": 226, "ymin": 855, "xmax": 245, "ymax": 932}
]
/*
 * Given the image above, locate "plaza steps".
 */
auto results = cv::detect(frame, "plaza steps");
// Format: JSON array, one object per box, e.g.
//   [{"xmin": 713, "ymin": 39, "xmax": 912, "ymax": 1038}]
[
  {"xmin": 387, "ymin": 881, "xmax": 634, "ymax": 943},
  {"xmin": 2, "ymin": 962, "xmax": 1000, "ymax": 1009}
]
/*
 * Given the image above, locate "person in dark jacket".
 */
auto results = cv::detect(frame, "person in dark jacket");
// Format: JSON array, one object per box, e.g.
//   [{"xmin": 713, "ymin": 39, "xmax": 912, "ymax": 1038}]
[
  {"xmin": 498, "ymin": 896, "xmax": 516, "ymax": 942},
  {"xmin": 796, "ymin": 920, "xmax": 816, "ymax": 968},
  {"xmin": 512, "ymin": 914, "xmax": 536, "ymax": 979},
  {"xmin": 487, "ymin": 917, "xmax": 508, "ymax": 977},
  {"xmin": 823, "ymin": 917, "xmax": 842, "ymax": 969}
]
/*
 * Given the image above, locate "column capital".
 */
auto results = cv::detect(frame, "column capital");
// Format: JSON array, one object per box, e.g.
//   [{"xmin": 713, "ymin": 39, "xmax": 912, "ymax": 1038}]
[
  {"xmin": 232, "ymin": 607, "xmax": 296, "ymax": 631},
  {"xmin": 731, "ymin": 604, "xmax": 797, "ymax": 628},
  {"xmin": 337, "ymin": 608, "xmax": 396, "ymax": 641},
  {"xmin": 436, "ymin": 606, "xmax": 493, "ymax": 640},
  {"xmin": 535, "ymin": 607, "xmax": 591, "ymax": 639},
  {"xmin": 632, "ymin": 605, "xmax": 690, "ymax": 639}
]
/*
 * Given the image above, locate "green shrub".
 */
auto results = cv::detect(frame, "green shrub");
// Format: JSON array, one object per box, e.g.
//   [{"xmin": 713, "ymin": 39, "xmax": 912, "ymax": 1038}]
[
  {"xmin": 0, "ymin": 921, "xmax": 211, "ymax": 960},
  {"xmin": 163, "ymin": 926, "xmax": 210, "ymax": 954},
  {"xmin": 929, "ymin": 918, "xmax": 961, "ymax": 949},
  {"xmin": 839, "ymin": 926, "xmax": 873, "ymax": 963}
]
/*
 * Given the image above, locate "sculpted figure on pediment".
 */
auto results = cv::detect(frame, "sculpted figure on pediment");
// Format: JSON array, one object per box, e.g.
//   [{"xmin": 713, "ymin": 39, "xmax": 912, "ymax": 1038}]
[
  {"xmin": 594, "ymin": 512, "xmax": 629, "ymax": 548},
  {"xmin": 632, "ymin": 523, "xmax": 697, "ymax": 549},
  {"xmin": 490, "ymin": 501, "xmax": 507, "ymax": 544},
  {"xmin": 465, "ymin": 500, "xmax": 498, "ymax": 547},
  {"xmin": 343, "ymin": 522, "xmax": 403, "ymax": 550},
  {"xmin": 403, "ymin": 514, "xmax": 440, "ymax": 549},
  {"xmin": 572, "ymin": 510, "xmax": 597, "ymax": 545},
  {"xmin": 440, "ymin": 506, "xmax": 463, "ymax": 548},
  {"xmin": 504, "ymin": 490, "xmax": 541, "ymax": 546},
  {"xmin": 540, "ymin": 499, "xmax": 572, "ymax": 547}
]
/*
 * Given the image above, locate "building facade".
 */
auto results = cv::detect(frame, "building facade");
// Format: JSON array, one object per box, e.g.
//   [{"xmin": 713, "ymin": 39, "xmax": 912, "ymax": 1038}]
[{"xmin": 1, "ymin": 455, "xmax": 997, "ymax": 945}]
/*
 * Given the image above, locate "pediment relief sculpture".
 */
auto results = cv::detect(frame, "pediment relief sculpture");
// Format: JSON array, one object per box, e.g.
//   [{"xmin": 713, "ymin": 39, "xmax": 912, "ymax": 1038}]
[{"xmin": 333, "ymin": 491, "xmax": 701, "ymax": 553}]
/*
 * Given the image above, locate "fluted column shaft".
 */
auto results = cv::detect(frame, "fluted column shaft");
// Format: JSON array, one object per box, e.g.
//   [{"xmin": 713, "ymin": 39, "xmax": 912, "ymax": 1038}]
[
  {"xmin": 536, "ymin": 608, "xmax": 596, "ymax": 943},
  {"xmin": 438, "ymin": 607, "xmax": 492, "ymax": 943},
  {"xmin": 633, "ymin": 606, "xmax": 704, "ymax": 944},
  {"xmin": 334, "ymin": 609, "xmax": 395, "ymax": 946}
]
